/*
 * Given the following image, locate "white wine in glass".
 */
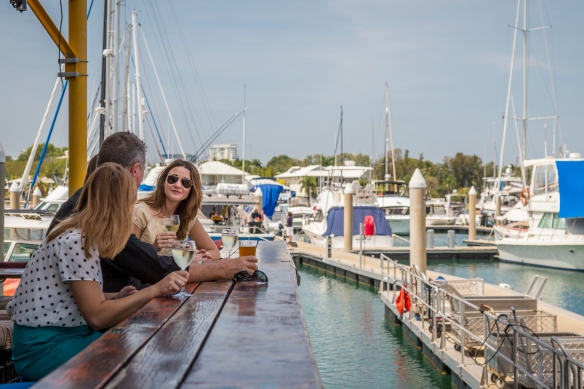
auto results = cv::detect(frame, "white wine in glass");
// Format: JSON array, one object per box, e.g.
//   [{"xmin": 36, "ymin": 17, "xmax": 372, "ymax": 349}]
[
  {"xmin": 163, "ymin": 215, "xmax": 180, "ymax": 233},
  {"xmin": 171, "ymin": 240, "xmax": 195, "ymax": 298},
  {"xmin": 221, "ymin": 228, "xmax": 238, "ymax": 258}
]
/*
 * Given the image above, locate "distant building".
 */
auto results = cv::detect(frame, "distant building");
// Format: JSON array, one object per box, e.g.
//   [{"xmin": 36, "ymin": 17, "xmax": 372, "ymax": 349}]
[{"xmin": 209, "ymin": 144, "xmax": 238, "ymax": 161}]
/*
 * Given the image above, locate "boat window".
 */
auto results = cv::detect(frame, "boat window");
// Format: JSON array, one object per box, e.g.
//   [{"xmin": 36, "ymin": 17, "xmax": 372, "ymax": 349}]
[
  {"xmin": 3, "ymin": 242, "xmax": 10, "ymax": 259},
  {"xmin": 385, "ymin": 207, "xmax": 409, "ymax": 216},
  {"xmin": 532, "ymin": 165, "xmax": 558, "ymax": 196},
  {"xmin": 289, "ymin": 197, "xmax": 310, "ymax": 207},
  {"xmin": 537, "ymin": 213, "xmax": 566, "ymax": 230},
  {"xmin": 314, "ymin": 210, "xmax": 324, "ymax": 222},
  {"xmin": 7, "ymin": 243, "xmax": 38, "ymax": 262}
]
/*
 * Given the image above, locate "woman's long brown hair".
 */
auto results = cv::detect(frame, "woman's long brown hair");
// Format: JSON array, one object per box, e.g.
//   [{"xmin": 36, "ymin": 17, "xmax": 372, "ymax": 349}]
[
  {"xmin": 140, "ymin": 159, "xmax": 203, "ymax": 240},
  {"xmin": 46, "ymin": 163, "xmax": 137, "ymax": 259}
]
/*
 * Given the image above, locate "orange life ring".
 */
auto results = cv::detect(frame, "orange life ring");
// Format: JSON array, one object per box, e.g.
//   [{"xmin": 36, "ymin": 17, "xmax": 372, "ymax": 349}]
[
  {"xmin": 395, "ymin": 285, "xmax": 411, "ymax": 314},
  {"xmin": 520, "ymin": 188, "xmax": 530, "ymax": 206}
]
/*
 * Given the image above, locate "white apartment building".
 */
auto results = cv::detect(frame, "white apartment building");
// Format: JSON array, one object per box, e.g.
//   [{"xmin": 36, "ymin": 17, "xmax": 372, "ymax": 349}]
[{"xmin": 209, "ymin": 144, "xmax": 238, "ymax": 161}]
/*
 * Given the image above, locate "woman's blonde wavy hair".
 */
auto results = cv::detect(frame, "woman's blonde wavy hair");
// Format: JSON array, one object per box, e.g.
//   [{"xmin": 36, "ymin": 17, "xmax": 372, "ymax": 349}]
[
  {"xmin": 140, "ymin": 159, "xmax": 202, "ymax": 240},
  {"xmin": 46, "ymin": 163, "xmax": 137, "ymax": 259}
]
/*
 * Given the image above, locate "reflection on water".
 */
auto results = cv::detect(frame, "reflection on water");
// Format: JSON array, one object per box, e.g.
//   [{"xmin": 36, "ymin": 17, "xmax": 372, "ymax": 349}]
[
  {"xmin": 393, "ymin": 233, "xmax": 494, "ymax": 247},
  {"xmin": 298, "ymin": 264, "xmax": 450, "ymax": 389},
  {"xmin": 427, "ymin": 259, "xmax": 584, "ymax": 316}
]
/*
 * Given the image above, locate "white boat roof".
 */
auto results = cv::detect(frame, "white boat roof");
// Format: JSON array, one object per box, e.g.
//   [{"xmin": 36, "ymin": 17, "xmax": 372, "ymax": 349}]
[{"xmin": 4, "ymin": 214, "xmax": 52, "ymax": 229}]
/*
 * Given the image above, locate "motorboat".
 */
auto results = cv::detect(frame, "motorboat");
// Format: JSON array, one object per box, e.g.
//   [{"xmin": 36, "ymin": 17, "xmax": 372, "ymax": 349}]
[
  {"xmin": 478, "ymin": 167, "xmax": 522, "ymax": 216},
  {"xmin": 287, "ymin": 196, "xmax": 316, "ymax": 230},
  {"xmin": 426, "ymin": 198, "xmax": 458, "ymax": 226},
  {"xmin": 303, "ymin": 181, "xmax": 393, "ymax": 249},
  {"xmin": 495, "ymin": 155, "xmax": 584, "ymax": 270},
  {"xmin": 374, "ymin": 180, "xmax": 410, "ymax": 236}
]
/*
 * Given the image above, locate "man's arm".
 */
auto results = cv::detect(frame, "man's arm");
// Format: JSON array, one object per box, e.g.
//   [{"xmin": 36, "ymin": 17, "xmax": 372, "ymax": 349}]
[
  {"xmin": 187, "ymin": 255, "xmax": 258, "ymax": 283},
  {"xmin": 101, "ymin": 234, "xmax": 180, "ymax": 292}
]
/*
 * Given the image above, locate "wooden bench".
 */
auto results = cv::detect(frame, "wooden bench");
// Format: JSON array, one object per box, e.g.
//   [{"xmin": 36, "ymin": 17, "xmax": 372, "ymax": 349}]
[{"xmin": 35, "ymin": 241, "xmax": 322, "ymax": 388}]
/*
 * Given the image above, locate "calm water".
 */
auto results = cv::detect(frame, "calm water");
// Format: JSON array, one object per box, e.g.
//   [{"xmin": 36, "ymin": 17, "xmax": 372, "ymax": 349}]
[
  {"xmin": 297, "ymin": 264, "xmax": 451, "ymax": 389},
  {"xmin": 427, "ymin": 259, "xmax": 584, "ymax": 317}
]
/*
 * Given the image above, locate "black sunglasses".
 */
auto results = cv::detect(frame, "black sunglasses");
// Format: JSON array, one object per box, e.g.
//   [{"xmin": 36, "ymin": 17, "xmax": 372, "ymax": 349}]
[
  {"xmin": 232, "ymin": 270, "xmax": 268, "ymax": 283},
  {"xmin": 166, "ymin": 174, "xmax": 192, "ymax": 189}
]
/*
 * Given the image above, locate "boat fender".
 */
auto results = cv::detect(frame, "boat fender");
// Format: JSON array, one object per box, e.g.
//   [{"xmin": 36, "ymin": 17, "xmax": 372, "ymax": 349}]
[{"xmin": 520, "ymin": 188, "xmax": 530, "ymax": 205}]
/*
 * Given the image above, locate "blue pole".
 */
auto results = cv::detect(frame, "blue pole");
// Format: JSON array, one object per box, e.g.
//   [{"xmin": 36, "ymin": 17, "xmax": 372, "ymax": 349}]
[
  {"xmin": 141, "ymin": 86, "xmax": 168, "ymax": 158},
  {"xmin": 26, "ymin": 0, "xmax": 96, "ymax": 206}
]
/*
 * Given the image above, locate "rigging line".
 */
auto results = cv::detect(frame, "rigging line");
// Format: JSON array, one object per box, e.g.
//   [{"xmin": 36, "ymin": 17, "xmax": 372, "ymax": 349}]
[
  {"xmin": 146, "ymin": 0, "xmax": 208, "ymax": 146},
  {"xmin": 58, "ymin": 0, "xmax": 64, "ymax": 90},
  {"xmin": 168, "ymin": 0, "xmax": 218, "ymax": 132},
  {"xmin": 142, "ymin": 88, "xmax": 168, "ymax": 158},
  {"xmin": 193, "ymin": 112, "xmax": 244, "ymax": 160},
  {"xmin": 527, "ymin": 38, "xmax": 555, "ymax": 116},
  {"xmin": 142, "ymin": 1, "xmax": 201, "ymax": 149},
  {"xmin": 538, "ymin": 0, "xmax": 560, "ymax": 117},
  {"xmin": 145, "ymin": 116, "xmax": 164, "ymax": 163}
]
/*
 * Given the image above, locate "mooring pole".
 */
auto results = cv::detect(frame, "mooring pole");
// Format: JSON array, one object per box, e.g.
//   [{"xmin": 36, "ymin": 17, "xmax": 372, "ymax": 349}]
[
  {"xmin": 409, "ymin": 169, "xmax": 427, "ymax": 274},
  {"xmin": 468, "ymin": 186, "xmax": 477, "ymax": 241}
]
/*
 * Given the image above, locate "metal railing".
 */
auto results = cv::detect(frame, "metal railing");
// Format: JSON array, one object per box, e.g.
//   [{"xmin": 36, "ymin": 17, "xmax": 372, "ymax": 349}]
[{"xmin": 379, "ymin": 253, "xmax": 584, "ymax": 389}]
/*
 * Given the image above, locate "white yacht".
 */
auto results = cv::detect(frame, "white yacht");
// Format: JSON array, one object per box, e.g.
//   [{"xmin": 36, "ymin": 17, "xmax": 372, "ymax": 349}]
[
  {"xmin": 287, "ymin": 196, "xmax": 316, "ymax": 229},
  {"xmin": 374, "ymin": 180, "xmax": 410, "ymax": 235},
  {"xmin": 303, "ymin": 181, "xmax": 393, "ymax": 249},
  {"xmin": 495, "ymin": 155, "xmax": 584, "ymax": 270},
  {"xmin": 426, "ymin": 194, "xmax": 465, "ymax": 226},
  {"xmin": 478, "ymin": 167, "xmax": 522, "ymax": 216}
]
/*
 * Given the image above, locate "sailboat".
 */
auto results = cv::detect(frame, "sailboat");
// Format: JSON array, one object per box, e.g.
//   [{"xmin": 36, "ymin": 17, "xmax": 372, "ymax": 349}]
[{"xmin": 375, "ymin": 83, "xmax": 411, "ymax": 235}]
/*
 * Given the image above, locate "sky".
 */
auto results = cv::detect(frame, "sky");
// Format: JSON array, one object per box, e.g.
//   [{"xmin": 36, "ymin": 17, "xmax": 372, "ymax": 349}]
[{"xmin": 1, "ymin": 0, "xmax": 583, "ymax": 169}]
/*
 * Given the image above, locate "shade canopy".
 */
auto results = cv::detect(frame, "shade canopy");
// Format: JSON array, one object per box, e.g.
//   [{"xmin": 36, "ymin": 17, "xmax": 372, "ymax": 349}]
[{"xmin": 557, "ymin": 160, "xmax": 584, "ymax": 218}]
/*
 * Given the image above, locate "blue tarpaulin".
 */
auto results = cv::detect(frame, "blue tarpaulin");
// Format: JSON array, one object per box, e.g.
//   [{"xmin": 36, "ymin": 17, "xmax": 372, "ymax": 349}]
[
  {"xmin": 322, "ymin": 206, "xmax": 392, "ymax": 236},
  {"xmin": 258, "ymin": 184, "xmax": 283, "ymax": 219},
  {"xmin": 556, "ymin": 160, "xmax": 584, "ymax": 218}
]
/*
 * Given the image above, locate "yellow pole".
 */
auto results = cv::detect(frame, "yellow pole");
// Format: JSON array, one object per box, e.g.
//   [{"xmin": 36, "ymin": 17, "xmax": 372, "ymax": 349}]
[{"xmin": 67, "ymin": 0, "xmax": 87, "ymax": 195}]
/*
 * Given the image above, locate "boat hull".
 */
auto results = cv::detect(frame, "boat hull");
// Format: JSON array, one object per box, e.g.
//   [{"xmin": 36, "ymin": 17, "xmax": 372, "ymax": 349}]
[
  {"xmin": 303, "ymin": 230, "xmax": 393, "ymax": 250},
  {"xmin": 386, "ymin": 217, "xmax": 409, "ymax": 235},
  {"xmin": 497, "ymin": 241, "xmax": 584, "ymax": 270}
]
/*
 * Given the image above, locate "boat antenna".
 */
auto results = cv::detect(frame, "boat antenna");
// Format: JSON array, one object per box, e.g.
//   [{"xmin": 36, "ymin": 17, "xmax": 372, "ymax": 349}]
[{"xmin": 242, "ymin": 84, "xmax": 246, "ymax": 184}]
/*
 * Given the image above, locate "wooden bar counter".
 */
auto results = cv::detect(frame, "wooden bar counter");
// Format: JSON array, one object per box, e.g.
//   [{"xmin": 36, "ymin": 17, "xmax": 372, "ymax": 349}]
[{"xmin": 34, "ymin": 241, "xmax": 322, "ymax": 389}]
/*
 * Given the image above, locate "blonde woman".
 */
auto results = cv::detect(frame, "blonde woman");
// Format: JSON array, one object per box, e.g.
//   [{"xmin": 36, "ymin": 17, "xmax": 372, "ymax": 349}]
[
  {"xmin": 133, "ymin": 159, "xmax": 220, "ymax": 260},
  {"xmin": 7, "ymin": 164, "xmax": 188, "ymax": 381}
]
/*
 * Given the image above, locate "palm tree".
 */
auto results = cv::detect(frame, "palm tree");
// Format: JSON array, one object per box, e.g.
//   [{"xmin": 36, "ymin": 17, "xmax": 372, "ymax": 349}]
[{"xmin": 299, "ymin": 175, "xmax": 317, "ymax": 197}]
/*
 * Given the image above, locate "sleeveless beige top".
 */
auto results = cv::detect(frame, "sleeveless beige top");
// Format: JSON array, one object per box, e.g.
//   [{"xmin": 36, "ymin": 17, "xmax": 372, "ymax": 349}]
[{"xmin": 133, "ymin": 202, "xmax": 196, "ymax": 256}]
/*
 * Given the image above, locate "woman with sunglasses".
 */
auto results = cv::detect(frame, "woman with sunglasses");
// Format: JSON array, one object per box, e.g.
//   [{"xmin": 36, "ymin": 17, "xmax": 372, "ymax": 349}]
[{"xmin": 133, "ymin": 159, "xmax": 220, "ymax": 260}]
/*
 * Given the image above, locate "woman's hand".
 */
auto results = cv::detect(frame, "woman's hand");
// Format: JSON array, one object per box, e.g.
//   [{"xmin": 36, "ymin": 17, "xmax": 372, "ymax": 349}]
[
  {"xmin": 116, "ymin": 285, "xmax": 137, "ymax": 299},
  {"xmin": 196, "ymin": 249, "xmax": 214, "ymax": 261},
  {"xmin": 152, "ymin": 270, "xmax": 189, "ymax": 297},
  {"xmin": 153, "ymin": 231, "xmax": 177, "ymax": 251}
]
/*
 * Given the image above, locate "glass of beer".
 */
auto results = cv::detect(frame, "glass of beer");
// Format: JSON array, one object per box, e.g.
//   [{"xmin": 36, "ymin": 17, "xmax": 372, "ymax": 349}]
[
  {"xmin": 238, "ymin": 240, "xmax": 258, "ymax": 257},
  {"xmin": 163, "ymin": 215, "xmax": 180, "ymax": 233}
]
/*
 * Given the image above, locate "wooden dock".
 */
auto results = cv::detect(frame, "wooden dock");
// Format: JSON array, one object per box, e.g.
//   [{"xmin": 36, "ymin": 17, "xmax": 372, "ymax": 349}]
[
  {"xmin": 35, "ymin": 241, "xmax": 322, "ymax": 388},
  {"xmin": 290, "ymin": 240, "xmax": 584, "ymax": 389}
]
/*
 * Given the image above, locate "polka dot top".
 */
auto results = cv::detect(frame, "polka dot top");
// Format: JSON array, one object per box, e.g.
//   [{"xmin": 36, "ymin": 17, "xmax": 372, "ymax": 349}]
[{"xmin": 6, "ymin": 228, "xmax": 102, "ymax": 328}]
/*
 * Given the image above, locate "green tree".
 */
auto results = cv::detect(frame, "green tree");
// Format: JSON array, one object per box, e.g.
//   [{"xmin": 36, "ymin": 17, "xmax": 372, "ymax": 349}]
[
  {"xmin": 266, "ymin": 155, "xmax": 300, "ymax": 174},
  {"xmin": 17, "ymin": 143, "xmax": 67, "ymax": 161},
  {"xmin": 299, "ymin": 175, "xmax": 317, "ymax": 197}
]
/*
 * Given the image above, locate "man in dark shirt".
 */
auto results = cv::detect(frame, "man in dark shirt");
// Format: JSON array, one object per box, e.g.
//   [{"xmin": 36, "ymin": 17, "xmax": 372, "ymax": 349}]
[{"xmin": 49, "ymin": 132, "xmax": 257, "ymax": 292}]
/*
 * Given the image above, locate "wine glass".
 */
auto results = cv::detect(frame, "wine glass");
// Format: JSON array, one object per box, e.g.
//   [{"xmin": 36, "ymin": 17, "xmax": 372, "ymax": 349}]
[
  {"xmin": 221, "ymin": 228, "xmax": 238, "ymax": 258},
  {"xmin": 163, "ymin": 215, "xmax": 180, "ymax": 234},
  {"xmin": 171, "ymin": 240, "xmax": 195, "ymax": 298}
]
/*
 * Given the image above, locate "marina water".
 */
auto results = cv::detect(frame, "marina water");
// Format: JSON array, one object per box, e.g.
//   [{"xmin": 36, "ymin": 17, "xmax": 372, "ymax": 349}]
[{"xmin": 297, "ymin": 263, "xmax": 451, "ymax": 389}]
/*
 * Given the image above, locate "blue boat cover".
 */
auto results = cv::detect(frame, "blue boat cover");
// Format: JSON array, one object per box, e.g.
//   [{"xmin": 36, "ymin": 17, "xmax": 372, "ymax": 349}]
[
  {"xmin": 322, "ymin": 206, "xmax": 392, "ymax": 236},
  {"xmin": 138, "ymin": 184, "xmax": 156, "ymax": 192},
  {"xmin": 556, "ymin": 160, "xmax": 584, "ymax": 218},
  {"xmin": 258, "ymin": 184, "xmax": 283, "ymax": 219}
]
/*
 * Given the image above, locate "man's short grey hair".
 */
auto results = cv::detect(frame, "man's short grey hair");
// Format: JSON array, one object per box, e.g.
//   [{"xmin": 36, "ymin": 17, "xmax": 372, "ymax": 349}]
[{"xmin": 97, "ymin": 132, "xmax": 147, "ymax": 169}]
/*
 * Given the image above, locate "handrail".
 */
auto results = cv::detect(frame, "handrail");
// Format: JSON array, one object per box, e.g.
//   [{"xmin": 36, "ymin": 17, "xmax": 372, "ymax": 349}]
[{"xmin": 379, "ymin": 253, "xmax": 584, "ymax": 388}]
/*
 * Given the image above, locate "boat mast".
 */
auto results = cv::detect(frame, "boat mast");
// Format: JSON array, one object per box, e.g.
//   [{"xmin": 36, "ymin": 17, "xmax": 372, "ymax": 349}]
[
  {"xmin": 522, "ymin": 0, "xmax": 528, "ymax": 160},
  {"xmin": 387, "ymin": 83, "xmax": 397, "ymax": 189},
  {"xmin": 111, "ymin": 0, "xmax": 121, "ymax": 133},
  {"xmin": 132, "ymin": 11, "xmax": 144, "ymax": 141},
  {"xmin": 371, "ymin": 119, "xmax": 374, "ymax": 182},
  {"xmin": 242, "ymin": 85, "xmax": 246, "ymax": 185},
  {"xmin": 122, "ymin": 24, "xmax": 132, "ymax": 133},
  {"xmin": 99, "ymin": 0, "xmax": 108, "ymax": 145}
]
